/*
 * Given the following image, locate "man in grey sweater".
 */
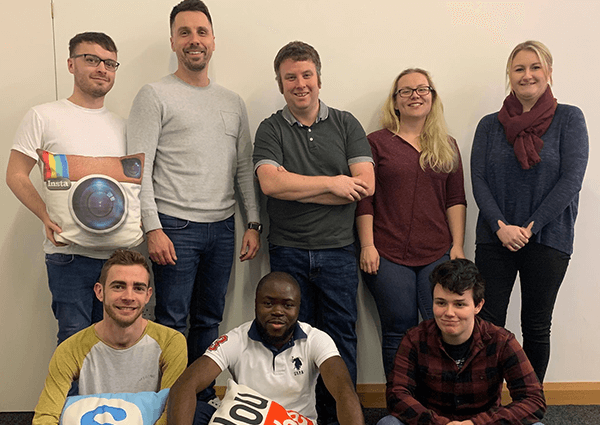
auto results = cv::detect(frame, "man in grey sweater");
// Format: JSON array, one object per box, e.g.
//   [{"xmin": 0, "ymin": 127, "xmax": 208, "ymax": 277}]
[{"xmin": 127, "ymin": 0, "xmax": 260, "ymax": 406}]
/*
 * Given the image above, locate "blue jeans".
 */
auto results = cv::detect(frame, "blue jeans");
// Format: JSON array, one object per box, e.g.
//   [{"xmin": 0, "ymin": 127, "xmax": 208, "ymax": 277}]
[
  {"xmin": 362, "ymin": 253, "xmax": 449, "ymax": 378},
  {"xmin": 377, "ymin": 415, "xmax": 542, "ymax": 425},
  {"xmin": 269, "ymin": 243, "xmax": 358, "ymax": 424},
  {"xmin": 153, "ymin": 213, "xmax": 235, "ymax": 398},
  {"xmin": 192, "ymin": 401, "xmax": 217, "ymax": 425},
  {"xmin": 476, "ymin": 242, "xmax": 570, "ymax": 383},
  {"xmin": 269, "ymin": 243, "xmax": 359, "ymax": 383},
  {"xmin": 377, "ymin": 416, "xmax": 404, "ymax": 425},
  {"xmin": 46, "ymin": 254, "xmax": 105, "ymax": 345}
]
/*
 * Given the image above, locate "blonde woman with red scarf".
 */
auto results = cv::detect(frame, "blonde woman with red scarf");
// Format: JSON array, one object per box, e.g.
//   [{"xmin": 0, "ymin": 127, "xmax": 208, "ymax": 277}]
[{"xmin": 471, "ymin": 40, "xmax": 589, "ymax": 383}]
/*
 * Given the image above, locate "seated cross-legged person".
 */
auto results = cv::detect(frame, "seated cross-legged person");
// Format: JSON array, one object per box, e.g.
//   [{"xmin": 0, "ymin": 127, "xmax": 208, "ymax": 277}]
[
  {"xmin": 33, "ymin": 249, "xmax": 187, "ymax": 425},
  {"xmin": 381, "ymin": 259, "xmax": 546, "ymax": 425},
  {"xmin": 167, "ymin": 271, "xmax": 364, "ymax": 425}
]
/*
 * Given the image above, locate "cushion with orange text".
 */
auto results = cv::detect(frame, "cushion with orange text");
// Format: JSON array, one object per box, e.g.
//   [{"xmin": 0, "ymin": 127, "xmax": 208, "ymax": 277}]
[{"xmin": 209, "ymin": 379, "xmax": 315, "ymax": 425}]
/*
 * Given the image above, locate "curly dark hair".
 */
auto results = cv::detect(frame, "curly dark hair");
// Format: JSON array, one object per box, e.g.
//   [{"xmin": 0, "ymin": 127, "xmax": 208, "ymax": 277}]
[{"xmin": 429, "ymin": 259, "xmax": 485, "ymax": 305}]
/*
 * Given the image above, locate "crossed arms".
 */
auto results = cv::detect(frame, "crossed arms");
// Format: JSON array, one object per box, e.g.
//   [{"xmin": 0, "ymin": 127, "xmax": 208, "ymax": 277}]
[{"xmin": 256, "ymin": 161, "xmax": 374, "ymax": 205}]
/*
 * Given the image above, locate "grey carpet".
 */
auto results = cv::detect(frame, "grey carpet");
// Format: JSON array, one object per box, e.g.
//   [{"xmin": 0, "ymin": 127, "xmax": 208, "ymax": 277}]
[
  {"xmin": 2, "ymin": 406, "xmax": 600, "ymax": 425},
  {"xmin": 363, "ymin": 406, "xmax": 600, "ymax": 425}
]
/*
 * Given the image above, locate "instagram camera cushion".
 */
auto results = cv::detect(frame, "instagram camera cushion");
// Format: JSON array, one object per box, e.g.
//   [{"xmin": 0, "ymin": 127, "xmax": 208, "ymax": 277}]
[
  {"xmin": 59, "ymin": 388, "xmax": 169, "ymax": 425},
  {"xmin": 37, "ymin": 150, "xmax": 145, "ymax": 250},
  {"xmin": 209, "ymin": 380, "xmax": 315, "ymax": 425}
]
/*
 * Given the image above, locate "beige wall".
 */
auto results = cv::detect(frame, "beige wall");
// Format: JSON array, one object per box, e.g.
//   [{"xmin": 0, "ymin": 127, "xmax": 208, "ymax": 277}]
[
  {"xmin": 0, "ymin": 0, "xmax": 58, "ymax": 411},
  {"xmin": 2, "ymin": 0, "xmax": 599, "ymax": 411}
]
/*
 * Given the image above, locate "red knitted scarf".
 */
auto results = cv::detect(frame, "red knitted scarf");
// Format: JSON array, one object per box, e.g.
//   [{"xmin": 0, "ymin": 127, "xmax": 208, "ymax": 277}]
[{"xmin": 498, "ymin": 86, "xmax": 558, "ymax": 170}]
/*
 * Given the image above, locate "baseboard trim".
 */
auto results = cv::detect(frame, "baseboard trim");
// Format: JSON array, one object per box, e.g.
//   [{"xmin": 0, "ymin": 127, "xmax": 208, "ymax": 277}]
[
  {"xmin": 217, "ymin": 382, "xmax": 600, "ymax": 408},
  {"xmin": 356, "ymin": 384, "xmax": 387, "ymax": 408},
  {"xmin": 507, "ymin": 382, "xmax": 600, "ymax": 406}
]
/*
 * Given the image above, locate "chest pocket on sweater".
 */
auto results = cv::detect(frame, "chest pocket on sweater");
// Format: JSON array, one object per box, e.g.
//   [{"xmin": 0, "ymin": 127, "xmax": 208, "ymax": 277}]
[{"xmin": 220, "ymin": 111, "xmax": 240, "ymax": 138}]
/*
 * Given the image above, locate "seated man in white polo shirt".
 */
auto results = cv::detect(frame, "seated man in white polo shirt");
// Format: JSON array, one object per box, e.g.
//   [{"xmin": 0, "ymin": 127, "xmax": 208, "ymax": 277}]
[{"xmin": 167, "ymin": 271, "xmax": 364, "ymax": 425}]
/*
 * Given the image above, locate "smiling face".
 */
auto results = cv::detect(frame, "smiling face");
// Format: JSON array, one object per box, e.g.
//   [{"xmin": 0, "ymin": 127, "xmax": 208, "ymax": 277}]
[
  {"xmin": 255, "ymin": 277, "xmax": 301, "ymax": 349},
  {"xmin": 396, "ymin": 72, "xmax": 433, "ymax": 121},
  {"xmin": 279, "ymin": 58, "xmax": 321, "ymax": 123},
  {"xmin": 95, "ymin": 264, "xmax": 152, "ymax": 328},
  {"xmin": 509, "ymin": 49, "xmax": 551, "ymax": 111},
  {"xmin": 170, "ymin": 10, "xmax": 215, "ymax": 74},
  {"xmin": 68, "ymin": 42, "xmax": 117, "ymax": 99},
  {"xmin": 433, "ymin": 284, "xmax": 484, "ymax": 345},
  {"xmin": 394, "ymin": 72, "xmax": 433, "ymax": 122}
]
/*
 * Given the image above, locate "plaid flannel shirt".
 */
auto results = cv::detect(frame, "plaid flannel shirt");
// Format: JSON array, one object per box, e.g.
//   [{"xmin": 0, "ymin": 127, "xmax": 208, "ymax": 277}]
[{"xmin": 387, "ymin": 317, "xmax": 546, "ymax": 425}]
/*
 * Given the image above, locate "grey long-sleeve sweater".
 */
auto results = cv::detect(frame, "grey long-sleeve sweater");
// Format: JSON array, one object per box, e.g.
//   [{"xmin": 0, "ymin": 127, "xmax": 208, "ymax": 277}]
[{"xmin": 127, "ymin": 75, "xmax": 259, "ymax": 232}]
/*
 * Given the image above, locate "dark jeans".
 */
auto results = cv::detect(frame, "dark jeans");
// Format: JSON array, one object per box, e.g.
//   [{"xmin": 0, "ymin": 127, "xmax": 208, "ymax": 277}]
[
  {"xmin": 269, "ymin": 243, "xmax": 358, "ymax": 382},
  {"xmin": 362, "ymin": 253, "xmax": 449, "ymax": 378},
  {"xmin": 476, "ymin": 242, "xmax": 570, "ymax": 382},
  {"xmin": 153, "ymin": 213, "xmax": 235, "ymax": 400},
  {"xmin": 46, "ymin": 253, "xmax": 105, "ymax": 345},
  {"xmin": 269, "ymin": 243, "xmax": 359, "ymax": 424},
  {"xmin": 192, "ymin": 401, "xmax": 217, "ymax": 425}
]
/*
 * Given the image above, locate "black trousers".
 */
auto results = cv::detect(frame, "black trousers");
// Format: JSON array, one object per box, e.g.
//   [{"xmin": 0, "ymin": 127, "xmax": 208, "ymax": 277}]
[{"xmin": 476, "ymin": 242, "xmax": 570, "ymax": 383}]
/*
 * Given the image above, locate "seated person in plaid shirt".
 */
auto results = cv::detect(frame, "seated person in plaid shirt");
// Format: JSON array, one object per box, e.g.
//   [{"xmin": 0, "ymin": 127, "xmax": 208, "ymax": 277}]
[{"xmin": 380, "ymin": 259, "xmax": 546, "ymax": 425}]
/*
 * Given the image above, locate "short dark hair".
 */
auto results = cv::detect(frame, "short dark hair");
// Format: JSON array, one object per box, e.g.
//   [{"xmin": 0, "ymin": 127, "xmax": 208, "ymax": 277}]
[
  {"xmin": 170, "ymin": 0, "xmax": 213, "ymax": 33},
  {"xmin": 273, "ymin": 41, "xmax": 322, "ymax": 92},
  {"xmin": 98, "ymin": 249, "xmax": 150, "ymax": 286},
  {"xmin": 69, "ymin": 32, "xmax": 117, "ymax": 57},
  {"xmin": 255, "ymin": 271, "xmax": 301, "ymax": 299},
  {"xmin": 429, "ymin": 259, "xmax": 485, "ymax": 306}
]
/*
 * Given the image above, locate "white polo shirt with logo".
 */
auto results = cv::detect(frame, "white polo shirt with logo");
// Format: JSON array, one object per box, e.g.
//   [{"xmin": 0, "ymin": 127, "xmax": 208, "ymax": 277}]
[{"xmin": 204, "ymin": 320, "xmax": 339, "ymax": 421}]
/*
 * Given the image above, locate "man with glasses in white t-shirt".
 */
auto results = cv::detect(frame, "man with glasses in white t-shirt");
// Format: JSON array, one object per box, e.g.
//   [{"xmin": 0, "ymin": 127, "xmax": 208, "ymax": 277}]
[{"xmin": 7, "ymin": 32, "xmax": 126, "ymax": 346}]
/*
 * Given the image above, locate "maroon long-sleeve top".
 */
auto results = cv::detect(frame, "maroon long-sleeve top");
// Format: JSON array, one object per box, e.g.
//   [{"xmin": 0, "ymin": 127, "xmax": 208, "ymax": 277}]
[{"xmin": 356, "ymin": 129, "xmax": 466, "ymax": 266}]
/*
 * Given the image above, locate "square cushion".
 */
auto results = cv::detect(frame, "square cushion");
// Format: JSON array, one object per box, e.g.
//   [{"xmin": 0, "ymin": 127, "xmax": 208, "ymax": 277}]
[
  {"xmin": 37, "ymin": 150, "xmax": 145, "ymax": 249},
  {"xmin": 209, "ymin": 380, "xmax": 315, "ymax": 425},
  {"xmin": 60, "ymin": 388, "xmax": 169, "ymax": 425}
]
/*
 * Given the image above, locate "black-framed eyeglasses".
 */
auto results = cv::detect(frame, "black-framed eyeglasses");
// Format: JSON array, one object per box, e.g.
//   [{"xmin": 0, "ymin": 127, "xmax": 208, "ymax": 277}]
[
  {"xmin": 71, "ymin": 54, "xmax": 120, "ymax": 71},
  {"xmin": 395, "ymin": 86, "xmax": 434, "ymax": 98}
]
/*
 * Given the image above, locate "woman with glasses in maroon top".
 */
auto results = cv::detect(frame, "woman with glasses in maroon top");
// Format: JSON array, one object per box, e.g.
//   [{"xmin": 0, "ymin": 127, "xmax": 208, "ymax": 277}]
[{"xmin": 356, "ymin": 68, "xmax": 466, "ymax": 377}]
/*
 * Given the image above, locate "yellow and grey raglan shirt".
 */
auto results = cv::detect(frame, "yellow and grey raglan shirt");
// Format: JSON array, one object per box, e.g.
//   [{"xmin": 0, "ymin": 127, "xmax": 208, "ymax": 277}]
[{"xmin": 33, "ymin": 321, "xmax": 187, "ymax": 425}]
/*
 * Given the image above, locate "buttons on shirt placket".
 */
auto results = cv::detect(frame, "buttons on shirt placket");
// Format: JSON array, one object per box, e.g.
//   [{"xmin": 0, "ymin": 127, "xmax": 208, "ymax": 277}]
[{"xmin": 307, "ymin": 127, "xmax": 316, "ymax": 152}]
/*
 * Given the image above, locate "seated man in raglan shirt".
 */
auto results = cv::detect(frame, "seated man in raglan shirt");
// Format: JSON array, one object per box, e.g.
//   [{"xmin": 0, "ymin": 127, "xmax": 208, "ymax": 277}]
[{"xmin": 33, "ymin": 249, "xmax": 187, "ymax": 425}]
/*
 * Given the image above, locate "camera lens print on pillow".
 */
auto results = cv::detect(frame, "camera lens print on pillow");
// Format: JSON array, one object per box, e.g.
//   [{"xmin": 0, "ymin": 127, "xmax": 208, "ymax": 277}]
[{"xmin": 37, "ymin": 150, "xmax": 145, "ymax": 249}]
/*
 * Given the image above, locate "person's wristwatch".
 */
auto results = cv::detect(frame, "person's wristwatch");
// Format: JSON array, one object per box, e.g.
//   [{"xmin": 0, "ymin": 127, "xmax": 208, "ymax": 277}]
[{"xmin": 248, "ymin": 222, "xmax": 262, "ymax": 234}]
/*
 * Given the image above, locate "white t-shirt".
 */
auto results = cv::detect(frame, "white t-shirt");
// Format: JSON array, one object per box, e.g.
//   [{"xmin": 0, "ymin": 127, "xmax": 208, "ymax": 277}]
[
  {"xmin": 11, "ymin": 99, "xmax": 126, "ymax": 258},
  {"xmin": 204, "ymin": 320, "xmax": 340, "ymax": 421}
]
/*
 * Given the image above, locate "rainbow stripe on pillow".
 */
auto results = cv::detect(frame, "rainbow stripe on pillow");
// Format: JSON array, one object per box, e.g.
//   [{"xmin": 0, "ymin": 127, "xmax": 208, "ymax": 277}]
[{"xmin": 42, "ymin": 151, "xmax": 70, "ymax": 179}]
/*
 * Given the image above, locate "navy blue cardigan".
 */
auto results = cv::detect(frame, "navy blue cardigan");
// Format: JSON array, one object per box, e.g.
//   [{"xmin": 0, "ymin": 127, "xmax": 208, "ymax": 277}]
[{"xmin": 471, "ymin": 104, "xmax": 588, "ymax": 255}]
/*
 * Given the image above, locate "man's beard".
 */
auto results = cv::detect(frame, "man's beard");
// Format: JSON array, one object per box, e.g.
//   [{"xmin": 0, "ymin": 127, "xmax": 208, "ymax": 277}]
[
  {"xmin": 104, "ymin": 305, "xmax": 142, "ymax": 328},
  {"xmin": 75, "ymin": 73, "xmax": 113, "ymax": 99},
  {"xmin": 184, "ymin": 59, "xmax": 207, "ymax": 72},
  {"xmin": 256, "ymin": 319, "xmax": 296, "ymax": 347}
]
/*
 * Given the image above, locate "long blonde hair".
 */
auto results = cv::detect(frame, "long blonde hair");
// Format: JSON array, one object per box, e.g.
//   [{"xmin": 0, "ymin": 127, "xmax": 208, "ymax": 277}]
[{"xmin": 381, "ymin": 68, "xmax": 458, "ymax": 173}]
